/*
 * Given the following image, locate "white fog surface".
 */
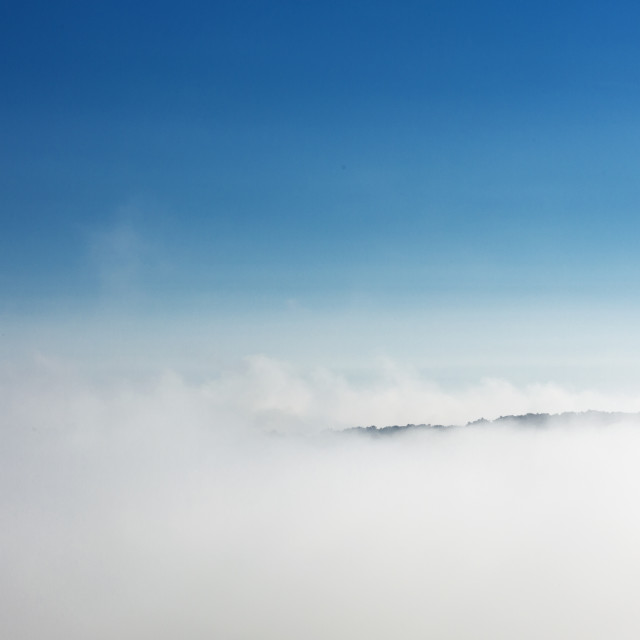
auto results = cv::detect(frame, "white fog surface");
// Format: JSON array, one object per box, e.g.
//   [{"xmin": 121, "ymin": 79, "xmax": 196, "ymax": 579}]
[{"xmin": 3, "ymin": 358, "xmax": 640, "ymax": 639}]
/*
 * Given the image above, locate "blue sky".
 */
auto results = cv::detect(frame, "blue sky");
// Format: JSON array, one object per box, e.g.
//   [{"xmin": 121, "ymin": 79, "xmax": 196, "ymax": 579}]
[
  {"xmin": 8, "ymin": 7, "xmax": 640, "ymax": 634},
  {"xmin": 2, "ymin": 1, "xmax": 640, "ymax": 385}
]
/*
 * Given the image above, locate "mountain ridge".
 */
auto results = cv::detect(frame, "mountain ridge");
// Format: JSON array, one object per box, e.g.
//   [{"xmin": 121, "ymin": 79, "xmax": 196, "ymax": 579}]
[{"xmin": 346, "ymin": 410, "xmax": 640, "ymax": 436}]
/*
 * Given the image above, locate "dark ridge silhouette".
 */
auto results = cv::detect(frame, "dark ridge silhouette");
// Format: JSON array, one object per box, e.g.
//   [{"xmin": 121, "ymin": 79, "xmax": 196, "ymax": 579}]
[{"xmin": 345, "ymin": 410, "xmax": 640, "ymax": 436}]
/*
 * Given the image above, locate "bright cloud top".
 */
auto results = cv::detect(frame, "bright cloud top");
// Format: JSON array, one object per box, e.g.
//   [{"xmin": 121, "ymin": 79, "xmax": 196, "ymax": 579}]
[{"xmin": 4, "ymin": 354, "xmax": 639, "ymax": 435}]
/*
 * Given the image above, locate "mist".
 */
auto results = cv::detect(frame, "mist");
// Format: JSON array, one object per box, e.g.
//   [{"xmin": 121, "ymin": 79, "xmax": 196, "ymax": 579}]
[{"xmin": 3, "ymin": 356, "xmax": 640, "ymax": 639}]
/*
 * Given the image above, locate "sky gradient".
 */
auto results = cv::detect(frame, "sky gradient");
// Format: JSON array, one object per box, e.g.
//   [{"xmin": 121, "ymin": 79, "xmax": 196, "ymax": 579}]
[
  {"xmin": 3, "ymin": 0, "xmax": 640, "ymax": 395},
  {"xmin": 6, "ymin": 8, "xmax": 640, "ymax": 636}
]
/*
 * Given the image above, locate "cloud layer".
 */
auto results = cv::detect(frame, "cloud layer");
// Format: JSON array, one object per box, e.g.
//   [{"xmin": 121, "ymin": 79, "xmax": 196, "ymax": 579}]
[{"xmin": 3, "ymin": 356, "xmax": 640, "ymax": 638}]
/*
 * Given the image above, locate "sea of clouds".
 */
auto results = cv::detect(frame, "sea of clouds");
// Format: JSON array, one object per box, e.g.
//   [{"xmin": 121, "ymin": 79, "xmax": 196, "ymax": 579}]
[{"xmin": 3, "ymin": 354, "xmax": 640, "ymax": 639}]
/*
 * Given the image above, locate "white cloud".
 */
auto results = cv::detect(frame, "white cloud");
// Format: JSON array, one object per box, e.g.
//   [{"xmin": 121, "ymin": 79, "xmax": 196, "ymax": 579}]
[
  {"xmin": 3, "ymin": 354, "xmax": 640, "ymax": 639},
  {"xmin": 3, "ymin": 354, "xmax": 640, "ymax": 437}
]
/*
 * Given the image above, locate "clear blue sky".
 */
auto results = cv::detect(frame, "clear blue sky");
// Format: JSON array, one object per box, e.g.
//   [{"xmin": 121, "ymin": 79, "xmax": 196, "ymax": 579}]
[{"xmin": 2, "ymin": 1, "xmax": 640, "ymax": 381}]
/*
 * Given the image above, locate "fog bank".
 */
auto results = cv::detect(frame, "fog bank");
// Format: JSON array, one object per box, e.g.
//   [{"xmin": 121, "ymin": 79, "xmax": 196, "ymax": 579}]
[{"xmin": 3, "ymin": 357, "xmax": 640, "ymax": 638}]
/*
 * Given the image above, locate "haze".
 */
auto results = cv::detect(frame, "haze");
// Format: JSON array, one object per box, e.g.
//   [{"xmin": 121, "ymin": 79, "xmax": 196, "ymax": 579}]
[{"xmin": 3, "ymin": 362, "xmax": 640, "ymax": 639}]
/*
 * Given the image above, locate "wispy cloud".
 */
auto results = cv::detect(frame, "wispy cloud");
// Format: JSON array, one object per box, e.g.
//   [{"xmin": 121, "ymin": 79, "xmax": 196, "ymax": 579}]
[
  {"xmin": 90, "ymin": 219, "xmax": 144, "ymax": 294},
  {"xmin": 3, "ymin": 354, "xmax": 640, "ymax": 439}
]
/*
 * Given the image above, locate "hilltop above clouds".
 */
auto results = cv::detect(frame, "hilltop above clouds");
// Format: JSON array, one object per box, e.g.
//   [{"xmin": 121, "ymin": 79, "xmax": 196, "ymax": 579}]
[{"xmin": 348, "ymin": 410, "xmax": 640, "ymax": 435}]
